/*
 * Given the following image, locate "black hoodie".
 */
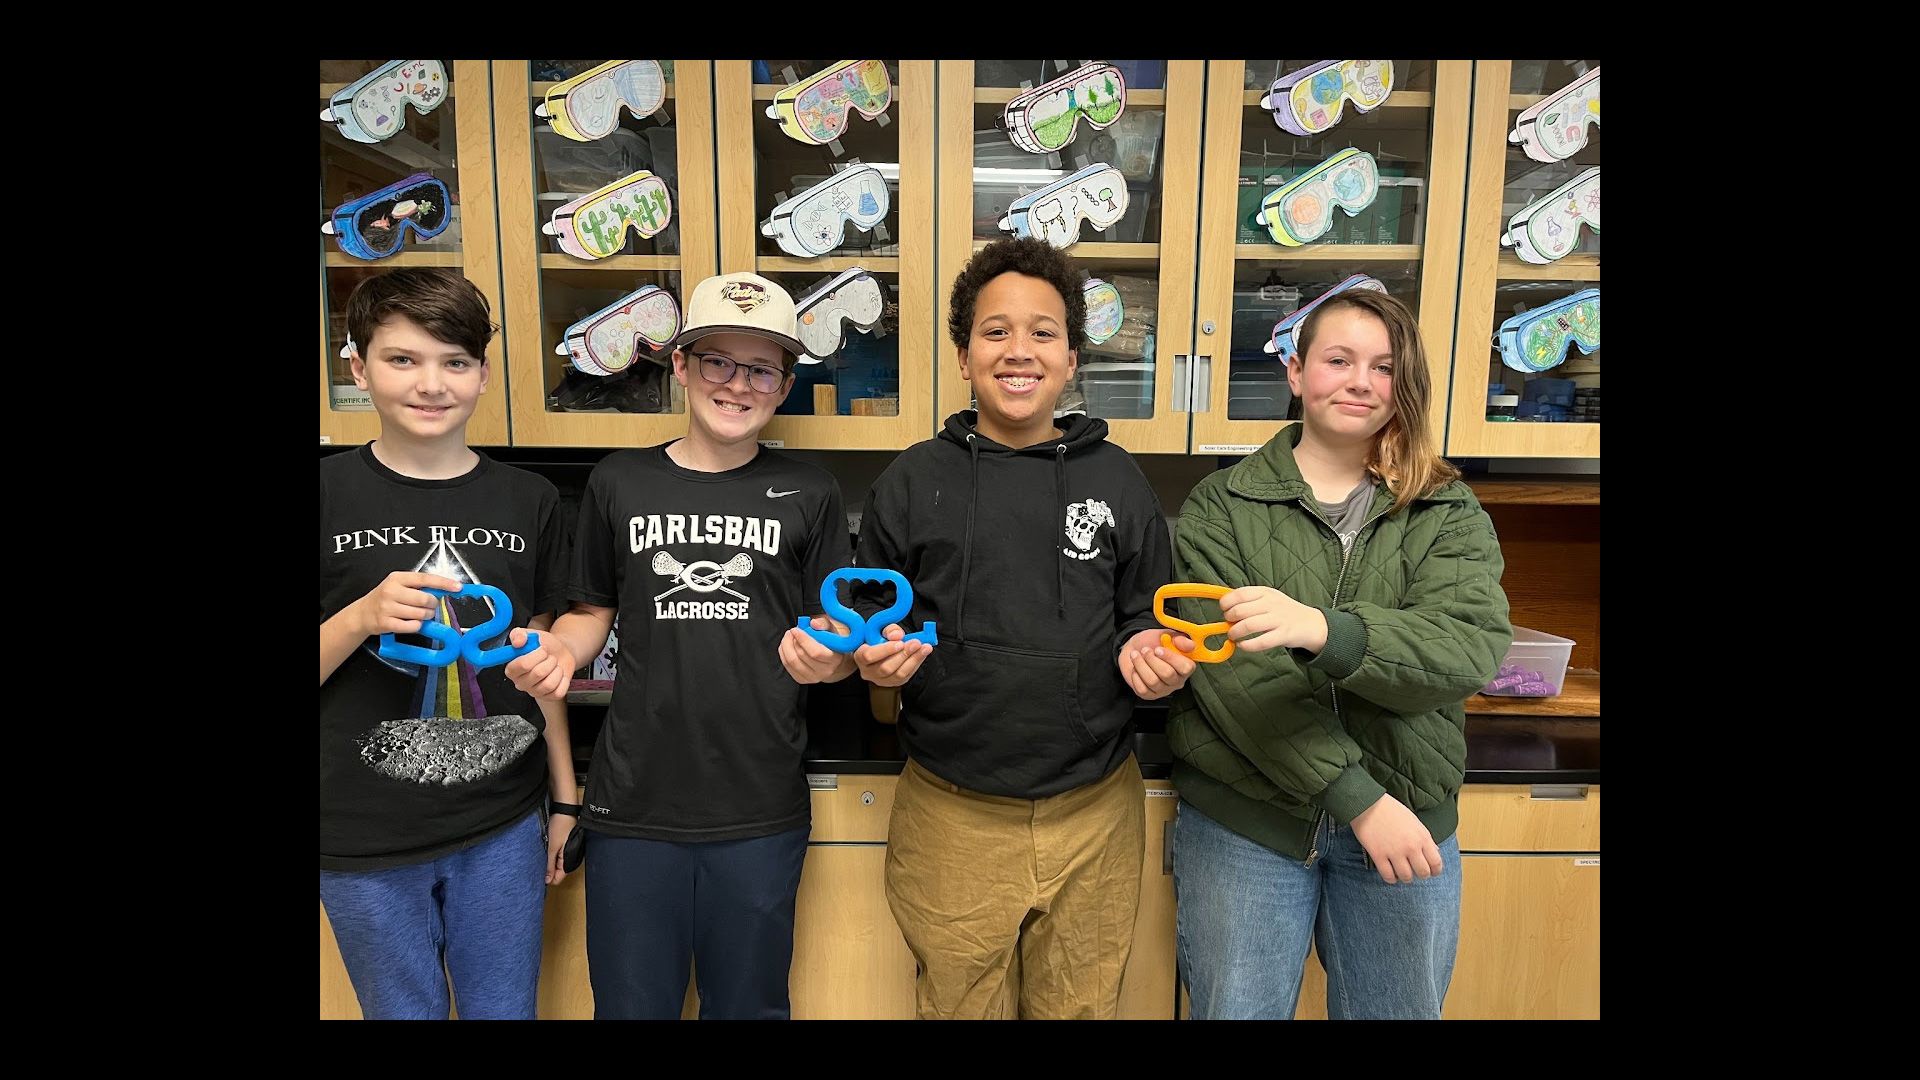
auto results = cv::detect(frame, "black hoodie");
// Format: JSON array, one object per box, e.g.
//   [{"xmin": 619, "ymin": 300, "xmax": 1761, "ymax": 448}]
[{"xmin": 855, "ymin": 411, "xmax": 1172, "ymax": 798}]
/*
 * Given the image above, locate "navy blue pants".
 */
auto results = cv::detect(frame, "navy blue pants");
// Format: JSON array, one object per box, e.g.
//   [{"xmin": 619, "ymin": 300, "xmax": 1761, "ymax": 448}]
[{"xmin": 584, "ymin": 824, "xmax": 810, "ymax": 1020}]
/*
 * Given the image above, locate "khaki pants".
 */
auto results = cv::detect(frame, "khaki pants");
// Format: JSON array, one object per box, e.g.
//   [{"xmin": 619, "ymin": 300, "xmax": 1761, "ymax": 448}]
[{"xmin": 885, "ymin": 755, "xmax": 1145, "ymax": 1019}]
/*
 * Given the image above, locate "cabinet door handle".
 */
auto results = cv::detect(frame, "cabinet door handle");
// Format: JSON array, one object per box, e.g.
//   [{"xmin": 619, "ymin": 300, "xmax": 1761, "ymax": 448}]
[
  {"xmin": 1173, "ymin": 354, "xmax": 1190, "ymax": 412},
  {"xmin": 1529, "ymin": 784, "xmax": 1588, "ymax": 801}
]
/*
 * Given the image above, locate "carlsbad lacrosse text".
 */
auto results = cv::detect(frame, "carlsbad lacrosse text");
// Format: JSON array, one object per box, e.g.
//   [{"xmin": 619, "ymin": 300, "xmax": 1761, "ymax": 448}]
[{"xmin": 629, "ymin": 514, "xmax": 783, "ymax": 558}]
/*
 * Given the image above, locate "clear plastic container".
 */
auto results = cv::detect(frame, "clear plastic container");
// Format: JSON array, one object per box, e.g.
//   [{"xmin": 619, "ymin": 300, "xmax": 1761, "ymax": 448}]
[{"xmin": 1481, "ymin": 626, "xmax": 1574, "ymax": 697}]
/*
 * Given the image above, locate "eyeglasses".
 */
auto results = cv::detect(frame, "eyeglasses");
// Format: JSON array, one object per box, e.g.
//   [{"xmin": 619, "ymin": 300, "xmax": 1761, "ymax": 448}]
[
  {"xmin": 1262, "ymin": 274, "xmax": 1389, "ymax": 365},
  {"xmin": 1082, "ymin": 278, "xmax": 1124, "ymax": 345},
  {"xmin": 535, "ymin": 59, "xmax": 666, "ymax": 142},
  {"xmin": 1509, "ymin": 67, "xmax": 1599, "ymax": 163},
  {"xmin": 321, "ymin": 172, "xmax": 451, "ymax": 260},
  {"xmin": 1003, "ymin": 62, "xmax": 1127, "ymax": 153},
  {"xmin": 1254, "ymin": 148, "xmax": 1379, "ymax": 247},
  {"xmin": 1501, "ymin": 166, "xmax": 1599, "ymax": 265},
  {"xmin": 691, "ymin": 351, "xmax": 788, "ymax": 394},
  {"xmin": 1495, "ymin": 289, "xmax": 1599, "ymax": 373},
  {"xmin": 765, "ymin": 59, "xmax": 893, "ymax": 145},
  {"xmin": 796, "ymin": 268, "xmax": 886, "ymax": 362},
  {"xmin": 761, "ymin": 165, "xmax": 890, "ymax": 258},
  {"xmin": 1259, "ymin": 59, "xmax": 1394, "ymax": 137},
  {"xmin": 542, "ymin": 169, "xmax": 674, "ymax": 260},
  {"xmin": 322, "ymin": 60, "xmax": 448, "ymax": 145},
  {"xmin": 557, "ymin": 284, "xmax": 682, "ymax": 376},
  {"xmin": 997, "ymin": 162, "xmax": 1130, "ymax": 249}
]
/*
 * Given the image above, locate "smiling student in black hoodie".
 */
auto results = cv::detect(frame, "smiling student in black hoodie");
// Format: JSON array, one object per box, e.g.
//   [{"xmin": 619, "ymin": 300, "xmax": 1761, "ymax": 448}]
[{"xmin": 841, "ymin": 237, "xmax": 1195, "ymax": 1019}]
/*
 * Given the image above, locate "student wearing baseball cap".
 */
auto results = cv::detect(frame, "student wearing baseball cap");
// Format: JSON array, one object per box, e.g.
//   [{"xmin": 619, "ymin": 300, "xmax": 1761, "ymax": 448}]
[{"xmin": 507, "ymin": 272, "xmax": 852, "ymax": 1019}]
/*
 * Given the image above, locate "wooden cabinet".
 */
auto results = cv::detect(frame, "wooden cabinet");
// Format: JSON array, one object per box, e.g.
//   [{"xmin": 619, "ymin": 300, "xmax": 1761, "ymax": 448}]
[{"xmin": 1116, "ymin": 782, "xmax": 1181, "ymax": 1018}]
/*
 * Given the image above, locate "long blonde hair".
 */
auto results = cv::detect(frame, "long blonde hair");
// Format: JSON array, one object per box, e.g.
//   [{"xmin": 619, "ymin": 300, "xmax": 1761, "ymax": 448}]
[{"xmin": 1295, "ymin": 289, "xmax": 1458, "ymax": 513}]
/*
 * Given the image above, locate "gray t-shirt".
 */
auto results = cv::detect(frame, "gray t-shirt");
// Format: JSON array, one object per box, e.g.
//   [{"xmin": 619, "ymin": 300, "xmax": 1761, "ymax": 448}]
[{"xmin": 1316, "ymin": 479, "xmax": 1377, "ymax": 554}]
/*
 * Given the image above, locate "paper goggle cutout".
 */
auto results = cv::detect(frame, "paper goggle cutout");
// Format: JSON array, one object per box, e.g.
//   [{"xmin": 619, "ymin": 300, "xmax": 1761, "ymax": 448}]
[
  {"xmin": 1262, "ymin": 274, "xmax": 1388, "ymax": 365},
  {"xmin": 1254, "ymin": 148, "xmax": 1379, "ymax": 247},
  {"xmin": 765, "ymin": 59, "xmax": 893, "ymax": 146},
  {"xmin": 1259, "ymin": 60, "xmax": 1394, "ymax": 137},
  {"xmin": 377, "ymin": 583, "xmax": 541, "ymax": 670},
  {"xmin": 1154, "ymin": 583, "xmax": 1235, "ymax": 663},
  {"xmin": 997, "ymin": 163, "xmax": 1129, "ymax": 249},
  {"xmin": 799, "ymin": 567, "xmax": 937, "ymax": 653},
  {"xmin": 535, "ymin": 60, "xmax": 666, "ymax": 142},
  {"xmin": 1509, "ymin": 67, "xmax": 1599, "ymax": 163},
  {"xmin": 1083, "ymin": 279, "xmax": 1124, "ymax": 346},
  {"xmin": 322, "ymin": 60, "xmax": 447, "ymax": 144},
  {"xmin": 321, "ymin": 173, "xmax": 450, "ymax": 260},
  {"xmin": 796, "ymin": 268, "xmax": 886, "ymax": 363},
  {"xmin": 762, "ymin": 165, "xmax": 890, "ymax": 258},
  {"xmin": 1496, "ymin": 289, "xmax": 1599, "ymax": 373},
  {"xmin": 542, "ymin": 170, "xmax": 674, "ymax": 261},
  {"xmin": 555, "ymin": 284, "xmax": 682, "ymax": 376},
  {"xmin": 1501, "ymin": 167, "xmax": 1599, "ymax": 265},
  {"xmin": 1003, "ymin": 62, "xmax": 1127, "ymax": 154}
]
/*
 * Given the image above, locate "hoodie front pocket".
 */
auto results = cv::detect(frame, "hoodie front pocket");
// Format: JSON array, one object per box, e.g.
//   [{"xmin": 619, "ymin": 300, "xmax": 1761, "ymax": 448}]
[{"xmin": 906, "ymin": 639, "xmax": 1090, "ymax": 759}]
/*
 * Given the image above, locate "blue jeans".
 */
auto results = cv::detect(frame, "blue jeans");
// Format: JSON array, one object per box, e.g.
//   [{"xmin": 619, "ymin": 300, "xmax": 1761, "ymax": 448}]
[
  {"xmin": 1173, "ymin": 800, "xmax": 1460, "ymax": 1020},
  {"xmin": 319, "ymin": 809, "xmax": 547, "ymax": 1020},
  {"xmin": 584, "ymin": 824, "xmax": 810, "ymax": 1020}
]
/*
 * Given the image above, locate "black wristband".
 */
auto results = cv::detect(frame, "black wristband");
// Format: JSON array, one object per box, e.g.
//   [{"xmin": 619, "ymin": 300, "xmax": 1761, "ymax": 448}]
[{"xmin": 549, "ymin": 801, "xmax": 583, "ymax": 817}]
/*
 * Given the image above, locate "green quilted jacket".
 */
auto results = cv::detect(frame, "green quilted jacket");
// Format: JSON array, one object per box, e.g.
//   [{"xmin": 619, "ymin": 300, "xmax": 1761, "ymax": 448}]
[{"xmin": 1167, "ymin": 425, "xmax": 1513, "ymax": 860}]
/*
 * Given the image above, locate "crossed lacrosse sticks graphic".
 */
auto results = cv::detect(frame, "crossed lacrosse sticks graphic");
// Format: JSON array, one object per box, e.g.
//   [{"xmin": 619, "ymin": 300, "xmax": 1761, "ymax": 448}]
[{"xmin": 651, "ymin": 550, "xmax": 756, "ymax": 602}]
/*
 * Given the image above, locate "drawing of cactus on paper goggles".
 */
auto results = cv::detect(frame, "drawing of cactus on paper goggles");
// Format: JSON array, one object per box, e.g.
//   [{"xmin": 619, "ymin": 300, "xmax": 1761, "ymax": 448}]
[
  {"xmin": 1262, "ymin": 274, "xmax": 1387, "ymax": 365},
  {"xmin": 1254, "ymin": 149, "xmax": 1378, "ymax": 247},
  {"xmin": 1083, "ymin": 279, "xmax": 1124, "ymax": 345},
  {"xmin": 1259, "ymin": 60, "xmax": 1394, "ymax": 136},
  {"xmin": 761, "ymin": 166, "xmax": 891, "ymax": 258},
  {"xmin": 556, "ymin": 284, "xmax": 682, "ymax": 376},
  {"xmin": 1501, "ymin": 167, "xmax": 1599, "ymax": 265},
  {"xmin": 1496, "ymin": 289, "xmax": 1598, "ymax": 373},
  {"xmin": 765, "ymin": 59, "xmax": 893, "ymax": 145},
  {"xmin": 535, "ymin": 60, "xmax": 666, "ymax": 142},
  {"xmin": 997, "ymin": 163, "xmax": 1130, "ymax": 250},
  {"xmin": 1509, "ymin": 67, "xmax": 1599, "ymax": 163},
  {"xmin": 321, "ymin": 60, "xmax": 448, "ymax": 144},
  {"xmin": 796, "ymin": 268, "xmax": 887, "ymax": 362},
  {"xmin": 321, "ymin": 173, "xmax": 452, "ymax": 260},
  {"xmin": 1003, "ymin": 62, "xmax": 1127, "ymax": 154},
  {"xmin": 542, "ymin": 170, "xmax": 674, "ymax": 260}
]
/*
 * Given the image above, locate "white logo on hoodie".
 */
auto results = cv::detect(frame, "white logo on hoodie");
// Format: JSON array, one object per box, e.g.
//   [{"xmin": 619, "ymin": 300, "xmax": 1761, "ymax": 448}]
[{"xmin": 1063, "ymin": 499, "xmax": 1114, "ymax": 561}]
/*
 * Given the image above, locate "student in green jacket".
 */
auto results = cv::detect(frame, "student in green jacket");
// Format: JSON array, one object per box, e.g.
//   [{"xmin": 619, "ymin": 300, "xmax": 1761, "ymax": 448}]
[{"xmin": 1166, "ymin": 288, "xmax": 1513, "ymax": 1020}]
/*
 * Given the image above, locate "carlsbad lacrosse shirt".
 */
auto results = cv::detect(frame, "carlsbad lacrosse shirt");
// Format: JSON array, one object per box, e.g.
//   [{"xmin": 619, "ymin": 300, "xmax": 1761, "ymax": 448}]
[{"xmin": 570, "ymin": 444, "xmax": 848, "ymax": 841}]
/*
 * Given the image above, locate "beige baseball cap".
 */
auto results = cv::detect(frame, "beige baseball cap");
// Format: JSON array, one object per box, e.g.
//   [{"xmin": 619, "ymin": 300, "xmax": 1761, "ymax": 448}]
[{"xmin": 673, "ymin": 271, "xmax": 804, "ymax": 360}]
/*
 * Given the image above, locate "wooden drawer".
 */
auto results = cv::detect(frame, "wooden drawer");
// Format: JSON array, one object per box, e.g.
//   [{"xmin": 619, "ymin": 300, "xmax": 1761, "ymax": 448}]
[
  {"xmin": 808, "ymin": 774, "xmax": 899, "ymax": 843},
  {"xmin": 1456, "ymin": 783, "xmax": 1600, "ymax": 852}
]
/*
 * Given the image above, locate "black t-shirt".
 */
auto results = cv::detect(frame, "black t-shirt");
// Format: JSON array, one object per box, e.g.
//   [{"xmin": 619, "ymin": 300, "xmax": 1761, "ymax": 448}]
[
  {"xmin": 319, "ymin": 446, "xmax": 569, "ymax": 870},
  {"xmin": 572, "ymin": 445, "xmax": 847, "ymax": 842}
]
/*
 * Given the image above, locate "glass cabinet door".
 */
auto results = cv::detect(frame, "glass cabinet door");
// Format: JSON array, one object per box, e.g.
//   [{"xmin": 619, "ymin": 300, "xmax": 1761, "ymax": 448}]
[
  {"xmin": 1193, "ymin": 60, "xmax": 1471, "ymax": 456},
  {"xmin": 320, "ymin": 60, "xmax": 507, "ymax": 446},
  {"xmin": 712, "ymin": 60, "xmax": 935, "ymax": 450},
  {"xmin": 1447, "ymin": 59, "xmax": 1601, "ymax": 458},
  {"xmin": 937, "ymin": 60, "xmax": 1204, "ymax": 455},
  {"xmin": 492, "ymin": 60, "xmax": 720, "ymax": 448}
]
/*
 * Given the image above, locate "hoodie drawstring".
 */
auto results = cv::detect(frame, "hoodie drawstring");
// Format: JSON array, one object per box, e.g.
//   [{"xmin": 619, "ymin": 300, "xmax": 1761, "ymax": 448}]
[
  {"xmin": 956, "ymin": 433, "xmax": 980, "ymax": 643},
  {"xmin": 1055, "ymin": 443, "xmax": 1068, "ymax": 619}
]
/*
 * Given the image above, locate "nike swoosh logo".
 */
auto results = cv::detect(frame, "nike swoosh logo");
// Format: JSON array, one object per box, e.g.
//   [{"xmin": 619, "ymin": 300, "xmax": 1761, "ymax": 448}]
[{"xmin": 767, "ymin": 487, "xmax": 799, "ymax": 498}]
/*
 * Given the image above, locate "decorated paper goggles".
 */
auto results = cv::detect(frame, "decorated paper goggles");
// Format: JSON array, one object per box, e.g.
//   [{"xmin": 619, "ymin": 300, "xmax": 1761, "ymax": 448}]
[
  {"xmin": 1261, "ymin": 274, "xmax": 1387, "ymax": 365},
  {"xmin": 1083, "ymin": 279, "xmax": 1124, "ymax": 345},
  {"xmin": 761, "ymin": 165, "xmax": 890, "ymax": 258},
  {"xmin": 1259, "ymin": 60, "xmax": 1394, "ymax": 137},
  {"xmin": 321, "ymin": 173, "xmax": 451, "ymax": 260},
  {"xmin": 321, "ymin": 60, "xmax": 448, "ymax": 144},
  {"xmin": 1254, "ymin": 148, "xmax": 1379, "ymax": 247},
  {"xmin": 542, "ymin": 170, "xmax": 674, "ymax": 260},
  {"xmin": 1509, "ymin": 67, "xmax": 1599, "ymax": 163},
  {"xmin": 1496, "ymin": 289, "xmax": 1599, "ymax": 373},
  {"xmin": 997, "ymin": 162, "xmax": 1130, "ymax": 250},
  {"xmin": 535, "ymin": 60, "xmax": 666, "ymax": 142},
  {"xmin": 1501, "ymin": 167, "xmax": 1599, "ymax": 265},
  {"xmin": 796, "ymin": 268, "xmax": 886, "ymax": 362},
  {"xmin": 765, "ymin": 59, "xmax": 893, "ymax": 146},
  {"xmin": 555, "ymin": 284, "xmax": 682, "ymax": 376},
  {"xmin": 1003, "ymin": 62, "xmax": 1127, "ymax": 154}
]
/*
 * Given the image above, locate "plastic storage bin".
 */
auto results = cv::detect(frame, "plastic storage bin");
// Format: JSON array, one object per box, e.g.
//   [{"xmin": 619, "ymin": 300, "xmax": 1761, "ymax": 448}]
[{"xmin": 1481, "ymin": 626, "xmax": 1574, "ymax": 697}]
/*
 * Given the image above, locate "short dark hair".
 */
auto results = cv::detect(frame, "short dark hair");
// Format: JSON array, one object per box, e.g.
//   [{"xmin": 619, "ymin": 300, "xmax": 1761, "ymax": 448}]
[
  {"xmin": 346, "ymin": 268, "xmax": 496, "ymax": 361},
  {"xmin": 947, "ymin": 236, "xmax": 1086, "ymax": 354}
]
